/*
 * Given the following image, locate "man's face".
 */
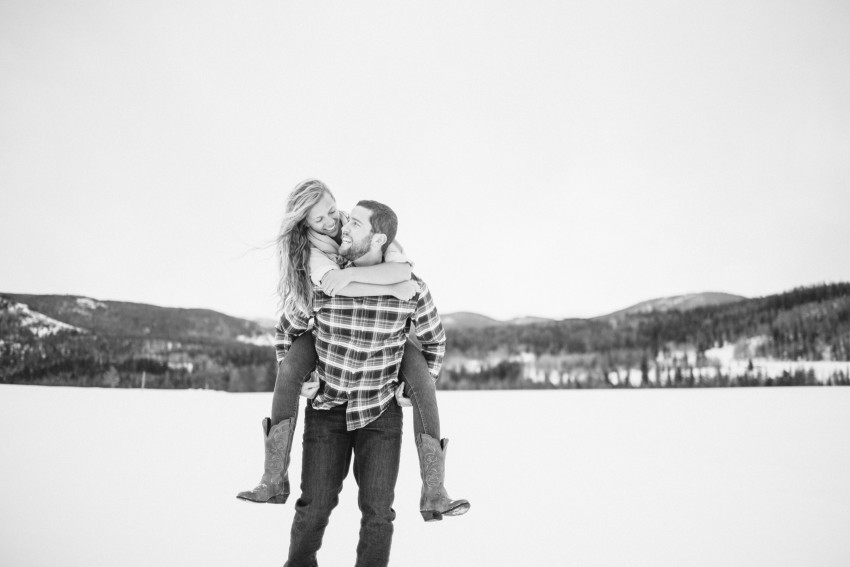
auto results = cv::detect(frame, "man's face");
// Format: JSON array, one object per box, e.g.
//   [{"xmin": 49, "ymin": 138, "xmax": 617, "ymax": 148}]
[{"xmin": 339, "ymin": 206, "xmax": 376, "ymax": 261}]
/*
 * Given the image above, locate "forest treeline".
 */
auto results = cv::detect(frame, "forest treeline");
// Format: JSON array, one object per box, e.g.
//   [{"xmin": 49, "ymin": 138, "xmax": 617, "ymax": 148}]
[
  {"xmin": 0, "ymin": 326, "xmax": 277, "ymax": 392},
  {"xmin": 438, "ymin": 359, "xmax": 850, "ymax": 390}
]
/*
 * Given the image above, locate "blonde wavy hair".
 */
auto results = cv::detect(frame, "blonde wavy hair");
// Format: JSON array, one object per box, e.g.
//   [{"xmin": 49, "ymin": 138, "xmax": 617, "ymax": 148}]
[{"xmin": 275, "ymin": 179, "xmax": 335, "ymax": 316}]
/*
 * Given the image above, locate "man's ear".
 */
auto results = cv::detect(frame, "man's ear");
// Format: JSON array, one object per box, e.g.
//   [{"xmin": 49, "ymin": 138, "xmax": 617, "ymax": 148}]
[{"xmin": 372, "ymin": 233, "xmax": 388, "ymax": 248}]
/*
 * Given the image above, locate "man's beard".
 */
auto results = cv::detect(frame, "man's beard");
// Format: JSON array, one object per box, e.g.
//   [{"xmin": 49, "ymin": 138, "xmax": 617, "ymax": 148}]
[{"xmin": 340, "ymin": 232, "xmax": 373, "ymax": 261}]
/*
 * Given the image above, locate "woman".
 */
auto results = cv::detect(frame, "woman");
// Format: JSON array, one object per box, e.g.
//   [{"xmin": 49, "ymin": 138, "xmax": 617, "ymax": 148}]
[{"xmin": 237, "ymin": 179, "xmax": 469, "ymax": 521}]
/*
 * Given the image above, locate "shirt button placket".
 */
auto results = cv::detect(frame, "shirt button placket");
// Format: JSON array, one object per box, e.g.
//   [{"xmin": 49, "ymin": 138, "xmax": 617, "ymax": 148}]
[{"xmin": 348, "ymin": 298, "xmax": 364, "ymax": 392}]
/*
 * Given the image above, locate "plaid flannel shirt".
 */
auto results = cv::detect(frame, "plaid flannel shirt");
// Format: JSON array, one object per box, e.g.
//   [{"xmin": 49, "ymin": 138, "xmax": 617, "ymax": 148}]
[{"xmin": 274, "ymin": 273, "xmax": 446, "ymax": 431}]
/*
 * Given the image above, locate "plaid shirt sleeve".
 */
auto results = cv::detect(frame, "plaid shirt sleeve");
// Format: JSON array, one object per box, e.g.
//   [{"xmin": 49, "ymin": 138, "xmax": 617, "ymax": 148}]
[
  {"xmin": 273, "ymin": 302, "xmax": 312, "ymax": 363},
  {"xmin": 412, "ymin": 280, "xmax": 446, "ymax": 380}
]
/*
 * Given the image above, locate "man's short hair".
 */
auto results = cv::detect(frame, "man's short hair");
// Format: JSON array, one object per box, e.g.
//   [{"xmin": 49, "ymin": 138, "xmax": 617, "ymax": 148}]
[{"xmin": 355, "ymin": 200, "xmax": 398, "ymax": 255}]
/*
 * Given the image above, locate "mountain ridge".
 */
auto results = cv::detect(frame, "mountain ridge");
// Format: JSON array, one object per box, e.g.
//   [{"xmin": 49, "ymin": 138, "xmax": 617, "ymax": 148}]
[
  {"xmin": 444, "ymin": 283, "xmax": 850, "ymax": 362},
  {"xmin": 596, "ymin": 292, "xmax": 747, "ymax": 320},
  {"xmin": 1, "ymin": 293, "xmax": 268, "ymax": 343},
  {"xmin": 443, "ymin": 291, "xmax": 747, "ymax": 329}
]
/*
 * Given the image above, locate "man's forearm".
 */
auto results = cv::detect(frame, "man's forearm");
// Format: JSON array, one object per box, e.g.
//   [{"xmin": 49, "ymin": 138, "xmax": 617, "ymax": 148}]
[
  {"xmin": 419, "ymin": 342, "xmax": 446, "ymax": 380},
  {"xmin": 335, "ymin": 282, "xmax": 400, "ymax": 298},
  {"xmin": 274, "ymin": 329, "xmax": 306, "ymax": 362},
  {"xmin": 345, "ymin": 263, "xmax": 411, "ymax": 285},
  {"xmin": 412, "ymin": 282, "xmax": 446, "ymax": 379},
  {"xmin": 274, "ymin": 310, "xmax": 310, "ymax": 362}
]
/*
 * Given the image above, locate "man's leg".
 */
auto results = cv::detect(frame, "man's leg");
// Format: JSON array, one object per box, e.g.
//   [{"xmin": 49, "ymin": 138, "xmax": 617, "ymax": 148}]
[
  {"xmin": 352, "ymin": 403, "xmax": 403, "ymax": 567},
  {"xmin": 285, "ymin": 404, "xmax": 352, "ymax": 567}
]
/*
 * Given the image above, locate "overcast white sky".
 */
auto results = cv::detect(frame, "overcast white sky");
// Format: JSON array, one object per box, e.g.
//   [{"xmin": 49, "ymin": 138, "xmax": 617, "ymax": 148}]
[{"xmin": 2, "ymin": 1, "xmax": 849, "ymax": 321}]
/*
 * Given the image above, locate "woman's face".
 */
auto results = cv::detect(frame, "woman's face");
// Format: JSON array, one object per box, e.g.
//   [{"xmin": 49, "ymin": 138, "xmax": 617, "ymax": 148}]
[{"xmin": 305, "ymin": 192, "xmax": 340, "ymax": 236}]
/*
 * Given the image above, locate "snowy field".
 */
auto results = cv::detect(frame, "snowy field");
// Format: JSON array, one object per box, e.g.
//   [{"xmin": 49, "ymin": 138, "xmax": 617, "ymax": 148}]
[{"xmin": 2, "ymin": 385, "xmax": 849, "ymax": 567}]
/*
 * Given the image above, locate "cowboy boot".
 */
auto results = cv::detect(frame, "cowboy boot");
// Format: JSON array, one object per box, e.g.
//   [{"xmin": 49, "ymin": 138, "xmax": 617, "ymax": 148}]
[
  {"xmin": 236, "ymin": 417, "xmax": 296, "ymax": 504},
  {"xmin": 416, "ymin": 433, "xmax": 470, "ymax": 521}
]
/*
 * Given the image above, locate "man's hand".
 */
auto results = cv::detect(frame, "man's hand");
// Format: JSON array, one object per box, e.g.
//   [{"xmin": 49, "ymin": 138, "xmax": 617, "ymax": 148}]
[
  {"xmin": 321, "ymin": 269, "xmax": 354, "ymax": 296},
  {"xmin": 301, "ymin": 376, "xmax": 320, "ymax": 399},
  {"xmin": 394, "ymin": 383, "xmax": 412, "ymax": 407},
  {"xmin": 392, "ymin": 280, "xmax": 421, "ymax": 301}
]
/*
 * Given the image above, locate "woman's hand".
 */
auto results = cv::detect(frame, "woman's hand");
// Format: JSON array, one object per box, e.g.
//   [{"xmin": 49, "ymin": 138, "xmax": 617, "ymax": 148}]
[
  {"xmin": 391, "ymin": 280, "xmax": 421, "ymax": 301},
  {"xmin": 301, "ymin": 376, "xmax": 320, "ymax": 399},
  {"xmin": 394, "ymin": 383, "xmax": 412, "ymax": 407},
  {"xmin": 321, "ymin": 269, "xmax": 354, "ymax": 296}
]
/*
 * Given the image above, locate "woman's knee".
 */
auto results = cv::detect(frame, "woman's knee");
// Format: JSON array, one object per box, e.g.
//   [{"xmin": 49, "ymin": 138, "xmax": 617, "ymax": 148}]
[
  {"xmin": 399, "ymin": 342, "xmax": 431, "ymax": 388},
  {"xmin": 399, "ymin": 367, "xmax": 435, "ymax": 398}
]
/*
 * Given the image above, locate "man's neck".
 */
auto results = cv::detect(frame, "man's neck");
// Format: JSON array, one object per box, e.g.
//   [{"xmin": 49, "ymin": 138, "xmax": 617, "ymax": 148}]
[{"xmin": 351, "ymin": 248, "xmax": 383, "ymax": 267}]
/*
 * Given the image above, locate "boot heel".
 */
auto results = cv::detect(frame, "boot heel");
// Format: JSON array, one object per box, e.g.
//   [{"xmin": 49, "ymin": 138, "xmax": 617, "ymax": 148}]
[
  {"xmin": 267, "ymin": 494, "xmax": 289, "ymax": 504},
  {"xmin": 420, "ymin": 510, "xmax": 443, "ymax": 522}
]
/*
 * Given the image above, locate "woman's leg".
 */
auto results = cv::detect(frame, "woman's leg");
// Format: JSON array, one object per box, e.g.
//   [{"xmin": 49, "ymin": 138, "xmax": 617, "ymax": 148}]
[
  {"xmin": 398, "ymin": 339, "xmax": 440, "ymax": 440},
  {"xmin": 237, "ymin": 332, "xmax": 317, "ymax": 504},
  {"xmin": 399, "ymin": 339, "xmax": 469, "ymax": 520},
  {"xmin": 271, "ymin": 332, "xmax": 317, "ymax": 425}
]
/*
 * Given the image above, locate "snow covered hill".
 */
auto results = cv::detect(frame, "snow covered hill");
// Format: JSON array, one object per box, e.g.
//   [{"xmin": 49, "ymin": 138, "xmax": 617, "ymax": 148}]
[
  {"xmin": 0, "ymin": 299, "xmax": 85, "ymax": 337},
  {"xmin": 1, "ymin": 292, "xmax": 269, "ymax": 341},
  {"xmin": 1, "ymin": 293, "xmax": 276, "ymax": 389},
  {"xmin": 442, "ymin": 311, "xmax": 556, "ymax": 329},
  {"xmin": 599, "ymin": 291, "xmax": 747, "ymax": 319}
]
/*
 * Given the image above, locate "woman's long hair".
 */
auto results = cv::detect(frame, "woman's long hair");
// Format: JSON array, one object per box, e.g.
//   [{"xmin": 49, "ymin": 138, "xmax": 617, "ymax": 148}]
[{"xmin": 275, "ymin": 179, "xmax": 334, "ymax": 316}]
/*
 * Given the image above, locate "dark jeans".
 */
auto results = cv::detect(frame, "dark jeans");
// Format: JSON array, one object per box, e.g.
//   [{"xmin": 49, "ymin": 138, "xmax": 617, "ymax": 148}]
[
  {"xmin": 271, "ymin": 334, "xmax": 440, "ymax": 439},
  {"xmin": 284, "ymin": 402, "xmax": 403, "ymax": 567}
]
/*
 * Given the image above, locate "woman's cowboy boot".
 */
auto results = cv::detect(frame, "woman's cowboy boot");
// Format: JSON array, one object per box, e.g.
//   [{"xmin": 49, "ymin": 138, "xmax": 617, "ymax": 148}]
[
  {"xmin": 416, "ymin": 433, "xmax": 471, "ymax": 521},
  {"xmin": 236, "ymin": 417, "xmax": 296, "ymax": 504}
]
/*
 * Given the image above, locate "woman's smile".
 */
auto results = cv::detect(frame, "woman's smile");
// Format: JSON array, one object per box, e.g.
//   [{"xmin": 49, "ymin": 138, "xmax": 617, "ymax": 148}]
[{"xmin": 306, "ymin": 192, "xmax": 341, "ymax": 236}]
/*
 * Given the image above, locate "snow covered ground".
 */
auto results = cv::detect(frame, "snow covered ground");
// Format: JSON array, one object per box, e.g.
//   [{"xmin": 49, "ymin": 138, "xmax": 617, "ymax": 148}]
[{"xmin": 2, "ymin": 385, "xmax": 849, "ymax": 566}]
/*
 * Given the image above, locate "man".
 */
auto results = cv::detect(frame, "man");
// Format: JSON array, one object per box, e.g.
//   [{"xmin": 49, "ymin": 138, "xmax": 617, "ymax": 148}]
[{"xmin": 275, "ymin": 200, "xmax": 448, "ymax": 567}]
